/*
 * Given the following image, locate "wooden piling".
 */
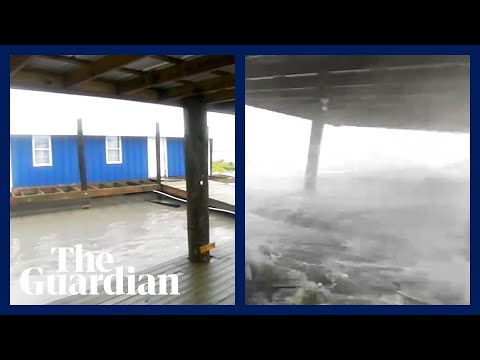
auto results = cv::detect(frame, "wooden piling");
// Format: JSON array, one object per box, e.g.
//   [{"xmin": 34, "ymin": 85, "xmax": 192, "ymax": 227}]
[
  {"xmin": 183, "ymin": 95, "xmax": 210, "ymax": 263},
  {"xmin": 156, "ymin": 122, "xmax": 162, "ymax": 186},
  {"xmin": 305, "ymin": 120, "xmax": 324, "ymax": 191},
  {"xmin": 77, "ymin": 118, "xmax": 88, "ymax": 192}
]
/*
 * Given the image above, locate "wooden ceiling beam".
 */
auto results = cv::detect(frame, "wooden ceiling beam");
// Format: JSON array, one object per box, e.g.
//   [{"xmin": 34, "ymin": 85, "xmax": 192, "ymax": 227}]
[
  {"xmin": 212, "ymin": 69, "xmax": 231, "ymax": 76},
  {"xmin": 207, "ymin": 101, "xmax": 235, "ymax": 114},
  {"xmin": 247, "ymin": 91, "xmax": 467, "ymax": 107},
  {"xmin": 158, "ymin": 74, "xmax": 235, "ymax": 101},
  {"xmin": 150, "ymin": 55, "xmax": 184, "ymax": 64},
  {"xmin": 117, "ymin": 55, "xmax": 235, "ymax": 95},
  {"xmin": 246, "ymin": 80, "xmax": 468, "ymax": 100},
  {"xmin": 204, "ymin": 88, "xmax": 235, "ymax": 104},
  {"xmin": 10, "ymin": 69, "xmax": 236, "ymax": 111},
  {"xmin": 246, "ymin": 67, "xmax": 469, "ymax": 91},
  {"xmin": 37, "ymin": 55, "xmax": 145, "ymax": 77},
  {"xmin": 10, "ymin": 56, "xmax": 33, "ymax": 77},
  {"xmin": 11, "ymin": 70, "xmax": 161, "ymax": 103},
  {"xmin": 64, "ymin": 55, "xmax": 145, "ymax": 87},
  {"xmin": 246, "ymin": 55, "xmax": 469, "ymax": 79}
]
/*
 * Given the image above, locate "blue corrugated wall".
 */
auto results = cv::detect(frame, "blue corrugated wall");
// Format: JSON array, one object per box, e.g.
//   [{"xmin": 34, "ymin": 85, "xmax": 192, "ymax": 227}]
[
  {"xmin": 167, "ymin": 138, "xmax": 185, "ymax": 177},
  {"xmin": 11, "ymin": 135, "xmax": 79, "ymax": 187},
  {"xmin": 10, "ymin": 135, "xmax": 148, "ymax": 187},
  {"xmin": 84, "ymin": 136, "xmax": 148, "ymax": 183}
]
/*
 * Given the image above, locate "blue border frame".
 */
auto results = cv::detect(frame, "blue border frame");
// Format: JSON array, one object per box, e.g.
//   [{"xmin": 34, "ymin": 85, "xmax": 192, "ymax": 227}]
[{"xmin": 1, "ymin": 45, "xmax": 475, "ymax": 315}]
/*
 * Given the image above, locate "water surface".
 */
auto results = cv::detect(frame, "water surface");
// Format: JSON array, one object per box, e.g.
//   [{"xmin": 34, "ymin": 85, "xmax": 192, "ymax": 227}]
[{"xmin": 11, "ymin": 200, "xmax": 234, "ymax": 304}]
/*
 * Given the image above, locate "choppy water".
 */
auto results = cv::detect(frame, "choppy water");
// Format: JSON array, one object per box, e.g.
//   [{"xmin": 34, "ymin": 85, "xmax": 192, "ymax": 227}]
[
  {"xmin": 10, "ymin": 199, "xmax": 234, "ymax": 304},
  {"xmin": 246, "ymin": 173, "xmax": 470, "ymax": 305}
]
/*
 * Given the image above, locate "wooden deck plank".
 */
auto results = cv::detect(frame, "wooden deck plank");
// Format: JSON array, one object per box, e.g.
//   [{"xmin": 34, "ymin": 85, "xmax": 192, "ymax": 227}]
[
  {"xmin": 165, "ymin": 179, "xmax": 235, "ymax": 206},
  {"xmin": 52, "ymin": 257, "xmax": 192, "ymax": 305},
  {"xmin": 97, "ymin": 259, "xmax": 210, "ymax": 305},
  {"xmin": 122, "ymin": 257, "xmax": 234, "ymax": 305},
  {"xmin": 49, "ymin": 240, "xmax": 234, "ymax": 305},
  {"xmin": 11, "ymin": 178, "xmax": 234, "ymax": 212},
  {"xmin": 173, "ymin": 272, "xmax": 235, "ymax": 305},
  {"xmin": 201, "ymin": 275, "xmax": 235, "ymax": 305},
  {"xmin": 149, "ymin": 258, "xmax": 234, "ymax": 305},
  {"xmin": 102, "ymin": 252, "xmax": 233, "ymax": 305},
  {"xmin": 217, "ymin": 293, "xmax": 235, "ymax": 305}
]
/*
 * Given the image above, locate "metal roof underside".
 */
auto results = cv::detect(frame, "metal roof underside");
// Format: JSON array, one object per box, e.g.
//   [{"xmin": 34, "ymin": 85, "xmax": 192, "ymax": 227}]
[
  {"xmin": 10, "ymin": 55, "xmax": 235, "ymax": 115},
  {"xmin": 246, "ymin": 55, "xmax": 470, "ymax": 132}
]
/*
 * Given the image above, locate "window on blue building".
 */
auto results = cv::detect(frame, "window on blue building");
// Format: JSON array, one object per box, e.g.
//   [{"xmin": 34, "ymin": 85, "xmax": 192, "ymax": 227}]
[
  {"xmin": 106, "ymin": 136, "xmax": 122, "ymax": 164},
  {"xmin": 32, "ymin": 135, "xmax": 52, "ymax": 167}
]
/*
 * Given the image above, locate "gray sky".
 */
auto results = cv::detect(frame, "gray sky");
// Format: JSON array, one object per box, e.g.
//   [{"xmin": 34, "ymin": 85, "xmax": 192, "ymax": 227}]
[
  {"xmin": 246, "ymin": 106, "xmax": 470, "ymax": 177},
  {"xmin": 10, "ymin": 89, "xmax": 235, "ymax": 162}
]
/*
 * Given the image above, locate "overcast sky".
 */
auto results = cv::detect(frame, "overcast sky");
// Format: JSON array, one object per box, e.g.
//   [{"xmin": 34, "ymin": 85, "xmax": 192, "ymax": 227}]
[
  {"xmin": 245, "ymin": 106, "xmax": 470, "ymax": 177},
  {"xmin": 10, "ymin": 89, "xmax": 235, "ymax": 162}
]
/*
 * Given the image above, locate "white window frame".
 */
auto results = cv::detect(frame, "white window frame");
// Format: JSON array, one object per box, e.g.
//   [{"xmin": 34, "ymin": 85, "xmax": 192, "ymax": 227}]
[
  {"xmin": 32, "ymin": 135, "xmax": 53, "ymax": 167},
  {"xmin": 105, "ymin": 136, "xmax": 123, "ymax": 164}
]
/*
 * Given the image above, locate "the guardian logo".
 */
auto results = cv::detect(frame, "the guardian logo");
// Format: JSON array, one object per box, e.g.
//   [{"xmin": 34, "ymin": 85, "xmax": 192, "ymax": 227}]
[{"xmin": 20, "ymin": 244, "xmax": 180, "ymax": 296}]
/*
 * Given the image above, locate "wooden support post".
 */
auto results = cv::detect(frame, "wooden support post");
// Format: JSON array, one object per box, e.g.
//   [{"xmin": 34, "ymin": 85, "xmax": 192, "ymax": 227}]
[
  {"xmin": 209, "ymin": 138, "xmax": 213, "ymax": 176},
  {"xmin": 305, "ymin": 119, "xmax": 324, "ymax": 191},
  {"xmin": 183, "ymin": 95, "xmax": 210, "ymax": 263},
  {"xmin": 77, "ymin": 119, "xmax": 88, "ymax": 191},
  {"xmin": 207, "ymin": 126, "xmax": 213, "ymax": 176},
  {"xmin": 155, "ymin": 122, "xmax": 162, "ymax": 187}
]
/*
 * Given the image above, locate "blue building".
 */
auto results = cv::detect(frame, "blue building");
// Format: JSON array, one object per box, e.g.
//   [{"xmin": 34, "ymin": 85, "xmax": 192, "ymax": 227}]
[{"xmin": 9, "ymin": 134, "xmax": 206, "ymax": 189}]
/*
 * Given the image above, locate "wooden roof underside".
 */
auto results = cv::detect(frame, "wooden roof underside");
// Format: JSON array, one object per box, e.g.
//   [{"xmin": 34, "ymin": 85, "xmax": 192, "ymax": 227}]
[
  {"xmin": 10, "ymin": 55, "xmax": 235, "ymax": 114},
  {"xmin": 246, "ymin": 55, "xmax": 469, "ymax": 132}
]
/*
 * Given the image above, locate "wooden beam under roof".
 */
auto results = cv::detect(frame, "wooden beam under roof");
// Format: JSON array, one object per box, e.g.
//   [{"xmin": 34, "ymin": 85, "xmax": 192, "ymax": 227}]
[
  {"xmin": 64, "ymin": 55, "xmax": 145, "ymax": 87},
  {"xmin": 37, "ymin": 55, "xmax": 146, "ymax": 77},
  {"xmin": 117, "ymin": 55, "xmax": 235, "ymax": 95},
  {"xmin": 150, "ymin": 55, "xmax": 184, "ymax": 64},
  {"xmin": 208, "ymin": 101, "xmax": 235, "ymax": 114},
  {"xmin": 204, "ymin": 88, "xmax": 235, "ymax": 104},
  {"xmin": 11, "ymin": 69, "xmax": 161, "ymax": 103},
  {"xmin": 11, "ymin": 68, "xmax": 236, "ymax": 109},
  {"xmin": 246, "ymin": 79, "xmax": 468, "ymax": 100},
  {"xmin": 246, "ymin": 55, "xmax": 469, "ymax": 79},
  {"xmin": 248, "ymin": 91, "xmax": 467, "ymax": 108},
  {"xmin": 246, "ymin": 66, "xmax": 469, "ymax": 91},
  {"xmin": 158, "ymin": 74, "xmax": 235, "ymax": 101},
  {"xmin": 212, "ymin": 69, "xmax": 231, "ymax": 76},
  {"xmin": 10, "ymin": 56, "xmax": 33, "ymax": 77}
]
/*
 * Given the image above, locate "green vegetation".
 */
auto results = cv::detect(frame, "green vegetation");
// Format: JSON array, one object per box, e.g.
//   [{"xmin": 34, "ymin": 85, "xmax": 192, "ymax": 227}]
[{"xmin": 212, "ymin": 160, "xmax": 235, "ymax": 173}]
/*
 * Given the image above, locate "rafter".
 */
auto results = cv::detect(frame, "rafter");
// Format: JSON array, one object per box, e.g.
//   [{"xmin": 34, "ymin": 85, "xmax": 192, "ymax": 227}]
[
  {"xmin": 204, "ymin": 88, "xmax": 235, "ymax": 104},
  {"xmin": 117, "ymin": 55, "xmax": 235, "ymax": 95},
  {"xmin": 246, "ymin": 55, "xmax": 469, "ymax": 79},
  {"xmin": 64, "ymin": 55, "xmax": 145, "ymax": 87},
  {"xmin": 150, "ymin": 55, "xmax": 184, "ymax": 64},
  {"xmin": 211, "ymin": 69, "xmax": 231, "ymax": 76},
  {"xmin": 11, "ymin": 70, "xmax": 160, "ymax": 103},
  {"xmin": 10, "ymin": 56, "xmax": 33, "ymax": 77},
  {"xmin": 246, "ymin": 66, "xmax": 469, "ymax": 91},
  {"xmin": 9, "ymin": 55, "xmax": 236, "ymax": 116},
  {"xmin": 159, "ymin": 74, "xmax": 235, "ymax": 101},
  {"xmin": 37, "ymin": 55, "xmax": 145, "ymax": 77}
]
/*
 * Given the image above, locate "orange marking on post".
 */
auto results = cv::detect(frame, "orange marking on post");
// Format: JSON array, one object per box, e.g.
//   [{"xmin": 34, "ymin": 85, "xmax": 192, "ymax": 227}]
[{"xmin": 199, "ymin": 242, "xmax": 216, "ymax": 254}]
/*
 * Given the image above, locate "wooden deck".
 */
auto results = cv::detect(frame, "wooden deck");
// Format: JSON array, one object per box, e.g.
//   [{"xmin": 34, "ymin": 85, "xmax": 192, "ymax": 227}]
[
  {"xmin": 10, "ymin": 179, "xmax": 160, "ymax": 207},
  {"xmin": 49, "ymin": 240, "xmax": 235, "ymax": 305},
  {"xmin": 161, "ymin": 179, "xmax": 235, "ymax": 212},
  {"xmin": 10, "ymin": 177, "xmax": 235, "ymax": 216}
]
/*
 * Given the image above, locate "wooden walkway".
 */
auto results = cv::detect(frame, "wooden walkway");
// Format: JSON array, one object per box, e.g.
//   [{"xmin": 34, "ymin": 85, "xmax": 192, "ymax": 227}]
[
  {"xmin": 11, "ymin": 177, "xmax": 235, "ymax": 217},
  {"xmin": 161, "ymin": 179, "xmax": 235, "ymax": 212},
  {"xmin": 49, "ymin": 240, "xmax": 235, "ymax": 305}
]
